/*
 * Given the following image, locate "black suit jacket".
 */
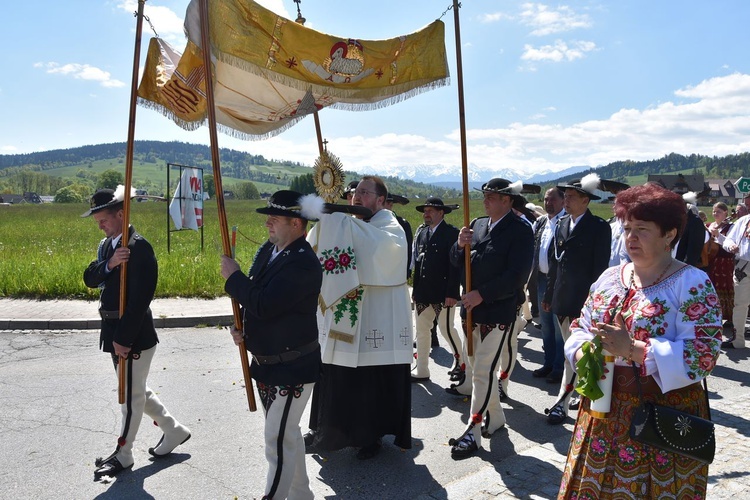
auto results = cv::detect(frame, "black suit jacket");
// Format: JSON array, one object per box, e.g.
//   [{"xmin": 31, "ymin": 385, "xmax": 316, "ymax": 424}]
[
  {"xmin": 676, "ymin": 210, "xmax": 707, "ymax": 268},
  {"xmin": 450, "ymin": 213, "xmax": 534, "ymax": 325},
  {"xmin": 394, "ymin": 213, "xmax": 413, "ymax": 279},
  {"xmin": 543, "ymin": 210, "xmax": 611, "ymax": 319},
  {"xmin": 531, "ymin": 215, "xmax": 549, "ymax": 273},
  {"xmin": 83, "ymin": 226, "xmax": 159, "ymax": 354},
  {"xmin": 412, "ymin": 220, "xmax": 460, "ymax": 304},
  {"xmin": 225, "ymin": 235, "xmax": 323, "ymax": 386}
]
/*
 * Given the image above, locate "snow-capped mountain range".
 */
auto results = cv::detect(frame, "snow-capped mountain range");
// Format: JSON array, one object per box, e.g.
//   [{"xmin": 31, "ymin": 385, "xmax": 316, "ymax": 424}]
[{"xmin": 372, "ymin": 163, "xmax": 592, "ymax": 188}]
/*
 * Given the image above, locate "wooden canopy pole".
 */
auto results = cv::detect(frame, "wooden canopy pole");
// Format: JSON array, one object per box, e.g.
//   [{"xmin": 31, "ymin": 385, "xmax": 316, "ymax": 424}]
[
  {"xmin": 452, "ymin": 0, "xmax": 473, "ymax": 356},
  {"xmin": 313, "ymin": 111, "xmax": 326, "ymax": 157},
  {"xmin": 117, "ymin": 0, "xmax": 148, "ymax": 404},
  {"xmin": 198, "ymin": 0, "xmax": 257, "ymax": 412}
]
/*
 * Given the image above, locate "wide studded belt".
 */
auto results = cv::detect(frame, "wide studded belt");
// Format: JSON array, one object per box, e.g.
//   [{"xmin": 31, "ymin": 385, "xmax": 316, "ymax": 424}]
[{"xmin": 252, "ymin": 340, "xmax": 319, "ymax": 366}]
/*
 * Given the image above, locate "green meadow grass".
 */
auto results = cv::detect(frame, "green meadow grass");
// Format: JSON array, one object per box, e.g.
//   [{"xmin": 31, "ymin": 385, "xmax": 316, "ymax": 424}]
[{"xmin": 0, "ymin": 197, "xmax": 613, "ymax": 298}]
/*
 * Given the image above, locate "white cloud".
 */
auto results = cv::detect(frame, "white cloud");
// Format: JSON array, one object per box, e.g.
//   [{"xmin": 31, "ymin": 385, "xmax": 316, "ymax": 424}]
[
  {"xmin": 34, "ymin": 62, "xmax": 125, "ymax": 88},
  {"xmin": 1, "ymin": 145, "xmax": 18, "ymax": 153},
  {"xmin": 117, "ymin": 1, "xmax": 184, "ymax": 41},
  {"xmin": 135, "ymin": 73, "xmax": 750, "ymax": 181},
  {"xmin": 117, "ymin": 0, "xmax": 291, "ymax": 40},
  {"xmin": 478, "ymin": 12, "xmax": 509, "ymax": 24},
  {"xmin": 443, "ymin": 73, "xmax": 750, "ymax": 174},
  {"xmin": 521, "ymin": 40, "xmax": 596, "ymax": 62},
  {"xmin": 519, "ymin": 3, "xmax": 591, "ymax": 36}
]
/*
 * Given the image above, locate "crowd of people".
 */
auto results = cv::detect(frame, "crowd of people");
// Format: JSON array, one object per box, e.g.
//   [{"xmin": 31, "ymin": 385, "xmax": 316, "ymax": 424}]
[{"xmin": 83, "ymin": 174, "xmax": 731, "ymax": 498}]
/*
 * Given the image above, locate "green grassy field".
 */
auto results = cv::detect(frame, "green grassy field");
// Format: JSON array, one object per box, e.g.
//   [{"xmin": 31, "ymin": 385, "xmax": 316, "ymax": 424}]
[
  {"xmin": 0, "ymin": 197, "xmax": 613, "ymax": 298},
  {"xmin": 41, "ymin": 159, "xmax": 289, "ymax": 196}
]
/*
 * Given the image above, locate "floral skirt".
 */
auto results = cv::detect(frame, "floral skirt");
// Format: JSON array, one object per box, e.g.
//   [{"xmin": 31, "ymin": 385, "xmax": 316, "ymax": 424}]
[
  {"xmin": 558, "ymin": 384, "xmax": 709, "ymax": 499},
  {"xmin": 708, "ymin": 254, "xmax": 735, "ymax": 321}
]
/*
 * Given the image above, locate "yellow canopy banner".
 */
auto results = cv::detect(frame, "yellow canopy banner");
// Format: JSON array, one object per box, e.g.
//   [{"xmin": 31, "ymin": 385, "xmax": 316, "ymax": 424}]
[{"xmin": 137, "ymin": 0, "xmax": 449, "ymax": 139}]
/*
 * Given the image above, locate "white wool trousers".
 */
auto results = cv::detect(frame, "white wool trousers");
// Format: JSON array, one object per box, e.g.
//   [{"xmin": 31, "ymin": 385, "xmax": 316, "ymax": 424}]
[
  {"xmin": 463, "ymin": 322, "xmax": 512, "ymax": 449},
  {"xmin": 731, "ymin": 272, "xmax": 750, "ymax": 348},
  {"xmin": 111, "ymin": 345, "xmax": 180, "ymax": 467},
  {"xmin": 497, "ymin": 309, "xmax": 526, "ymax": 395},
  {"xmin": 413, "ymin": 304, "xmax": 463, "ymax": 378},
  {"xmin": 259, "ymin": 382, "xmax": 314, "ymax": 500},
  {"xmin": 553, "ymin": 317, "xmax": 576, "ymax": 412}
]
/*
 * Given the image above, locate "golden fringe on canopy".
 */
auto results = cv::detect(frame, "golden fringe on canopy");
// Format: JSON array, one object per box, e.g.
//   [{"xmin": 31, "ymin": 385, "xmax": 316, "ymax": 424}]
[{"xmin": 137, "ymin": 0, "xmax": 449, "ymax": 140}]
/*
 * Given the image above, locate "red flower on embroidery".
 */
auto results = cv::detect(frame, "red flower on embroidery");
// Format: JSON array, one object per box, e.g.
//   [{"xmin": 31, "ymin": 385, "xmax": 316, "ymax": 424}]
[
  {"xmin": 694, "ymin": 340, "xmax": 711, "ymax": 354},
  {"xmin": 339, "ymin": 253, "xmax": 351, "ymax": 267},
  {"xmin": 633, "ymin": 327, "xmax": 650, "ymax": 341},
  {"xmin": 685, "ymin": 302, "xmax": 709, "ymax": 320},
  {"xmin": 641, "ymin": 302, "xmax": 665, "ymax": 318},
  {"xmin": 624, "ymin": 313, "xmax": 634, "ymax": 332},
  {"xmin": 324, "ymin": 258, "xmax": 336, "ymax": 271},
  {"xmin": 705, "ymin": 293, "xmax": 718, "ymax": 307},
  {"xmin": 698, "ymin": 353, "xmax": 715, "ymax": 371},
  {"xmin": 592, "ymin": 294, "xmax": 604, "ymax": 309}
]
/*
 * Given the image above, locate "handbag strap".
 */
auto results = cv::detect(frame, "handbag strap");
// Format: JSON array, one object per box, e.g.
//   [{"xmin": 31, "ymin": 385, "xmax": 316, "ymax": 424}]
[
  {"xmin": 631, "ymin": 363, "xmax": 644, "ymax": 405},
  {"xmin": 703, "ymin": 377, "xmax": 711, "ymax": 421},
  {"xmin": 630, "ymin": 362, "xmax": 712, "ymax": 421}
]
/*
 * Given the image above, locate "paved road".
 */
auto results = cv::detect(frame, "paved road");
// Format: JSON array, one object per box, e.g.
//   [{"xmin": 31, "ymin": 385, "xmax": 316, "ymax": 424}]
[{"xmin": 1, "ymin": 299, "xmax": 749, "ymax": 498}]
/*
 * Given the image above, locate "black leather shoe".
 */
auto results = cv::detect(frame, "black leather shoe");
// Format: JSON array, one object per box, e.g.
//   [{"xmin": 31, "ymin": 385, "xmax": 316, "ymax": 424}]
[
  {"xmin": 546, "ymin": 404, "xmax": 567, "ymax": 425},
  {"xmin": 445, "ymin": 385, "xmax": 469, "ymax": 396},
  {"xmin": 94, "ymin": 449, "xmax": 118, "ymax": 468},
  {"xmin": 410, "ymin": 375, "xmax": 430, "ymax": 383},
  {"xmin": 148, "ymin": 430, "xmax": 191, "ymax": 458},
  {"xmin": 450, "ymin": 436, "xmax": 478, "ymax": 460},
  {"xmin": 546, "ymin": 371, "xmax": 563, "ymax": 383},
  {"xmin": 569, "ymin": 396, "xmax": 580, "ymax": 410},
  {"xmin": 532, "ymin": 366, "xmax": 552, "ymax": 378},
  {"xmin": 303, "ymin": 431, "xmax": 316, "ymax": 447},
  {"xmin": 356, "ymin": 439, "xmax": 382, "ymax": 460},
  {"xmin": 94, "ymin": 457, "xmax": 132, "ymax": 480}
]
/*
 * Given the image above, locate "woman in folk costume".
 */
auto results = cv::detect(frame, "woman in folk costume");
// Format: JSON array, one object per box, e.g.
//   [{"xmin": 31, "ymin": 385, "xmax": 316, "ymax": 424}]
[
  {"xmin": 706, "ymin": 201, "xmax": 735, "ymax": 324},
  {"xmin": 558, "ymin": 183, "xmax": 722, "ymax": 499}
]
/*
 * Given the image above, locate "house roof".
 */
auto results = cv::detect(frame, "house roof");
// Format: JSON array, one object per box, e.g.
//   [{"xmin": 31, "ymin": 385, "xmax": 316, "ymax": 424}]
[{"xmin": 647, "ymin": 174, "xmax": 707, "ymax": 193}]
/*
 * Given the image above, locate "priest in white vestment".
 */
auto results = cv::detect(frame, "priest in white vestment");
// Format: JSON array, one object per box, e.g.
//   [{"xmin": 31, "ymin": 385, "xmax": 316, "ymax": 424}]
[{"xmin": 304, "ymin": 176, "xmax": 413, "ymax": 459}]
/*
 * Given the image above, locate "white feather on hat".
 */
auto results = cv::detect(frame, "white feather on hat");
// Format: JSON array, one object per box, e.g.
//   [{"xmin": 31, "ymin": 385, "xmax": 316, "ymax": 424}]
[
  {"xmin": 682, "ymin": 191, "xmax": 698, "ymax": 206},
  {"xmin": 112, "ymin": 184, "xmax": 137, "ymax": 203},
  {"xmin": 299, "ymin": 193, "xmax": 325, "ymax": 221},
  {"xmin": 580, "ymin": 173, "xmax": 601, "ymax": 195},
  {"xmin": 509, "ymin": 180, "xmax": 523, "ymax": 194}
]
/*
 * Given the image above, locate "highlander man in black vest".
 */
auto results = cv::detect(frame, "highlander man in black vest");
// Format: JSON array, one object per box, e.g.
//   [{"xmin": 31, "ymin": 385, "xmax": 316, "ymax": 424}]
[
  {"xmin": 447, "ymin": 179, "xmax": 534, "ymax": 459},
  {"xmin": 221, "ymin": 190, "xmax": 323, "ymax": 500},
  {"xmin": 410, "ymin": 197, "xmax": 462, "ymax": 384},
  {"xmin": 542, "ymin": 174, "xmax": 611, "ymax": 425},
  {"xmin": 83, "ymin": 186, "xmax": 191, "ymax": 481}
]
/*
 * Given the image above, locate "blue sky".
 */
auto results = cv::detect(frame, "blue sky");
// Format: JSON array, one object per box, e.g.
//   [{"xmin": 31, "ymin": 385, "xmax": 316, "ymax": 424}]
[{"xmin": 2, "ymin": 0, "xmax": 749, "ymax": 180}]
